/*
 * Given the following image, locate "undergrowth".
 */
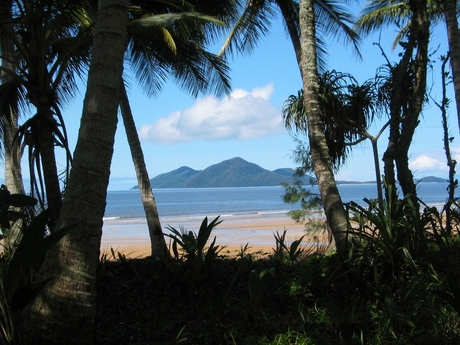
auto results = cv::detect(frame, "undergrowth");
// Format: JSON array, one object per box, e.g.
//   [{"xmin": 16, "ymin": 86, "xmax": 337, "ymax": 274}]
[
  {"xmin": 2, "ymin": 194, "xmax": 460, "ymax": 344},
  {"xmin": 95, "ymin": 201, "xmax": 460, "ymax": 345}
]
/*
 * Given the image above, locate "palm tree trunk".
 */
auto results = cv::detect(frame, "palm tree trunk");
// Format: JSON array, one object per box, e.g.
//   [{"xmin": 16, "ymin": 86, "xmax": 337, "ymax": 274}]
[
  {"xmin": 3, "ymin": 109, "xmax": 25, "ymax": 252},
  {"xmin": 2, "ymin": 50, "xmax": 23, "ymax": 196},
  {"xmin": 119, "ymin": 83, "xmax": 169, "ymax": 259},
  {"xmin": 443, "ymin": 0, "xmax": 460, "ymax": 133},
  {"xmin": 3, "ymin": 113, "xmax": 23, "ymax": 196},
  {"xmin": 298, "ymin": 0, "xmax": 350, "ymax": 254},
  {"xmin": 1, "ymin": 3, "xmax": 25, "ymax": 251},
  {"xmin": 21, "ymin": 0, "xmax": 128, "ymax": 343}
]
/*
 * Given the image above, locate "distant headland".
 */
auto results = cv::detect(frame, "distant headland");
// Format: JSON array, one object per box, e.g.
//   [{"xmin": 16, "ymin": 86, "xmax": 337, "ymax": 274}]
[{"xmin": 131, "ymin": 157, "xmax": 446, "ymax": 189}]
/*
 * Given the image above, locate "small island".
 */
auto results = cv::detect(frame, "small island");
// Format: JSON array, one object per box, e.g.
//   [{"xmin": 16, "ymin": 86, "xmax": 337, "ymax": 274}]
[{"xmin": 132, "ymin": 157, "xmax": 446, "ymax": 189}]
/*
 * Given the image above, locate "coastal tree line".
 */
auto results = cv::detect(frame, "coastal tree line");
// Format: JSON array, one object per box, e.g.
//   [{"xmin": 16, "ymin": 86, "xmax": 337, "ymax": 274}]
[{"xmin": 0, "ymin": 0, "xmax": 459, "ymax": 343}]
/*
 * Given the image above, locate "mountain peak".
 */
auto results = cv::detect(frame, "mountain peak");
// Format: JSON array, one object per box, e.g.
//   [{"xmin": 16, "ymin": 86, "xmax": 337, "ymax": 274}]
[
  {"xmin": 133, "ymin": 157, "xmax": 300, "ymax": 189},
  {"xmin": 417, "ymin": 176, "xmax": 446, "ymax": 183},
  {"xmin": 131, "ymin": 158, "xmax": 447, "ymax": 189}
]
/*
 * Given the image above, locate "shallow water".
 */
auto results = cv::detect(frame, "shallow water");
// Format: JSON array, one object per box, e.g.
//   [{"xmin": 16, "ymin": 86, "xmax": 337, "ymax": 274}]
[{"xmin": 102, "ymin": 183, "xmax": 450, "ymax": 244}]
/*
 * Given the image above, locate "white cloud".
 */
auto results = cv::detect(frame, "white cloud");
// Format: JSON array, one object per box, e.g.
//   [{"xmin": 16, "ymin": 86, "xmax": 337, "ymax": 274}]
[
  {"xmin": 138, "ymin": 84, "xmax": 283, "ymax": 145},
  {"xmin": 409, "ymin": 154, "xmax": 447, "ymax": 172}
]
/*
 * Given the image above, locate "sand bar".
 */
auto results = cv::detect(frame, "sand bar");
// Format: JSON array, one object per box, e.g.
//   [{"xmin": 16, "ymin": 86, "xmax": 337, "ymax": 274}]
[{"xmin": 101, "ymin": 212, "xmax": 329, "ymax": 258}]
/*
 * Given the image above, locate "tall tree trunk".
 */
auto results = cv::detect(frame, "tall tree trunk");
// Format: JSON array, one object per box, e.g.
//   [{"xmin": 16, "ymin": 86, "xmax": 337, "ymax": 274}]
[
  {"xmin": 2, "ymin": 51, "xmax": 23, "ymax": 196},
  {"xmin": 382, "ymin": 116, "xmax": 398, "ymax": 199},
  {"xmin": 443, "ymin": 0, "xmax": 460, "ymax": 133},
  {"xmin": 1, "ymin": 2, "xmax": 25, "ymax": 251},
  {"xmin": 396, "ymin": 0, "xmax": 428, "ymax": 201},
  {"xmin": 383, "ymin": 0, "xmax": 428, "ymax": 206},
  {"xmin": 21, "ymin": 0, "xmax": 128, "ymax": 343},
  {"xmin": 298, "ymin": 0, "xmax": 350, "ymax": 254},
  {"xmin": 3, "ymin": 113, "xmax": 23, "ymax": 196},
  {"xmin": 3, "ymin": 110, "xmax": 25, "ymax": 252},
  {"xmin": 119, "ymin": 83, "xmax": 169, "ymax": 259}
]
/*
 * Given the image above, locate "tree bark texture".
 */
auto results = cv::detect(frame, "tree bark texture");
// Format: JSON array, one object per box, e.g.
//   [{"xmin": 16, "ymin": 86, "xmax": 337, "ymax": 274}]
[
  {"xmin": 1, "ymin": 4, "xmax": 25, "ymax": 250},
  {"xmin": 298, "ymin": 0, "xmax": 349, "ymax": 254},
  {"xmin": 21, "ymin": 0, "xmax": 128, "ymax": 343},
  {"xmin": 2, "ymin": 42, "xmax": 24, "ymax": 196}
]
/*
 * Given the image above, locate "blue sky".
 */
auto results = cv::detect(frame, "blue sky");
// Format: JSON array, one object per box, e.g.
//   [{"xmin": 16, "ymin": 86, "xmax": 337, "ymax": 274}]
[{"xmin": 5, "ymin": 6, "xmax": 457, "ymax": 191}]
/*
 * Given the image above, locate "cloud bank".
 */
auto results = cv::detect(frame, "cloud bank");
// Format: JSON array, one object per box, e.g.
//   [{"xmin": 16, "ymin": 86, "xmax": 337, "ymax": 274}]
[
  {"xmin": 409, "ymin": 154, "xmax": 448, "ymax": 174},
  {"xmin": 138, "ymin": 84, "xmax": 283, "ymax": 145}
]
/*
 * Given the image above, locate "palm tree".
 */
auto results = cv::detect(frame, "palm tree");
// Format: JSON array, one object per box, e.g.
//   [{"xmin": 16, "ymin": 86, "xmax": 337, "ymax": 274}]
[
  {"xmin": 1, "ymin": 1, "xmax": 24, "ymax": 196},
  {"xmin": 220, "ymin": 0, "xmax": 360, "ymax": 70},
  {"xmin": 0, "ymin": 0, "xmax": 26, "ymax": 251},
  {"xmin": 21, "ymin": 4, "xmax": 236, "ymax": 340},
  {"xmin": 0, "ymin": 0, "xmax": 94, "ymax": 231},
  {"xmin": 296, "ymin": 0, "xmax": 346, "ymax": 253},
  {"xmin": 1, "ymin": 0, "xmax": 235, "ymax": 258},
  {"xmin": 120, "ymin": 83, "xmax": 168, "ymax": 259},
  {"xmin": 21, "ymin": 1, "xmax": 129, "ymax": 343},
  {"xmin": 121, "ymin": 1, "xmax": 234, "ymax": 258},
  {"xmin": 221, "ymin": 0, "xmax": 361, "ymax": 252}
]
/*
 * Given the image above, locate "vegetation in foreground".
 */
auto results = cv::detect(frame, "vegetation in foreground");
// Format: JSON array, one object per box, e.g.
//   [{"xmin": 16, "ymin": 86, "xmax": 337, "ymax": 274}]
[{"xmin": 95, "ymin": 197, "xmax": 460, "ymax": 345}]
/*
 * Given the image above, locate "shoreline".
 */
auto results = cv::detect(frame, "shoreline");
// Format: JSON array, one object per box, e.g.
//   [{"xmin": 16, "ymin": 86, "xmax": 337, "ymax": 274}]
[{"xmin": 101, "ymin": 212, "xmax": 330, "ymax": 258}]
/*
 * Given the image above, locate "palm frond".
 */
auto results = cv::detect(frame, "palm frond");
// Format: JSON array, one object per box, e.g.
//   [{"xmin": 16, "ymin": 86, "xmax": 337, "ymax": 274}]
[
  {"xmin": 283, "ymin": 90, "xmax": 307, "ymax": 132},
  {"xmin": 219, "ymin": 0, "xmax": 278, "ymax": 57},
  {"xmin": 50, "ymin": 34, "xmax": 92, "ymax": 105},
  {"xmin": 0, "ymin": 0, "xmax": 98, "ymax": 203},
  {"xmin": 126, "ymin": 39, "xmax": 169, "ymax": 96},
  {"xmin": 128, "ymin": 12, "xmax": 225, "ymax": 35},
  {"xmin": 355, "ymin": 0, "xmax": 444, "ymax": 48},
  {"xmin": 315, "ymin": 0, "xmax": 362, "ymax": 59},
  {"xmin": 0, "ymin": 80, "xmax": 29, "ymax": 122},
  {"xmin": 126, "ymin": 7, "xmax": 233, "ymax": 98},
  {"xmin": 355, "ymin": 0, "xmax": 411, "ymax": 37},
  {"xmin": 181, "ymin": 47, "xmax": 231, "ymax": 97},
  {"xmin": 221, "ymin": 0, "xmax": 360, "ymax": 71}
]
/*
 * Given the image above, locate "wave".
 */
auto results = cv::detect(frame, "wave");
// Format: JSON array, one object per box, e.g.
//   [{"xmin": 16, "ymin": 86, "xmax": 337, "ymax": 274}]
[
  {"xmin": 256, "ymin": 210, "xmax": 289, "ymax": 215},
  {"xmin": 103, "ymin": 216, "xmax": 121, "ymax": 221}
]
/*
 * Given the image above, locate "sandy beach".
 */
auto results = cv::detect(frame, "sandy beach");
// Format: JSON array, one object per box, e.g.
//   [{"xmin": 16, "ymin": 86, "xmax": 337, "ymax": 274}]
[{"xmin": 101, "ymin": 212, "xmax": 330, "ymax": 258}]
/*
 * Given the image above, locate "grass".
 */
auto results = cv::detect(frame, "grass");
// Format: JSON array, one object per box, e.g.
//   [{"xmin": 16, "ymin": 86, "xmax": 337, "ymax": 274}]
[{"xmin": 95, "ymin": 238, "xmax": 460, "ymax": 345}]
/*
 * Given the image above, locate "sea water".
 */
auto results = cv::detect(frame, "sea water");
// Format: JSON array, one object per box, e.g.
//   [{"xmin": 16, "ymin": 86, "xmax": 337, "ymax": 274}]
[{"xmin": 102, "ymin": 183, "xmax": 451, "ymax": 240}]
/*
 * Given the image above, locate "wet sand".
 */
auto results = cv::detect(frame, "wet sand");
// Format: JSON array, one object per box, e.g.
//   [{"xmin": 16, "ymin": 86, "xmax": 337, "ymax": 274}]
[{"xmin": 101, "ymin": 213, "xmax": 330, "ymax": 258}]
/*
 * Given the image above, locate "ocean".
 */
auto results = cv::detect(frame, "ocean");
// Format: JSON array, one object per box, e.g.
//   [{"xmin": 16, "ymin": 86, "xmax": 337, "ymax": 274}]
[{"xmin": 102, "ymin": 183, "xmax": 451, "ymax": 241}]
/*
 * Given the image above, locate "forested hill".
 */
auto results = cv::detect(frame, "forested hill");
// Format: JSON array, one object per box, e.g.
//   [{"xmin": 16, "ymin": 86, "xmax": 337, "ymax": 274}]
[
  {"xmin": 132, "ymin": 157, "xmax": 306, "ymax": 189},
  {"xmin": 417, "ymin": 176, "xmax": 447, "ymax": 183},
  {"xmin": 131, "ymin": 157, "xmax": 446, "ymax": 189}
]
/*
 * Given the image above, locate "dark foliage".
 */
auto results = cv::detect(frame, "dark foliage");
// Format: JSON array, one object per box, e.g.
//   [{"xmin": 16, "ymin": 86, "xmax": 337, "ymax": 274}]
[{"xmin": 96, "ymin": 236, "xmax": 460, "ymax": 345}]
